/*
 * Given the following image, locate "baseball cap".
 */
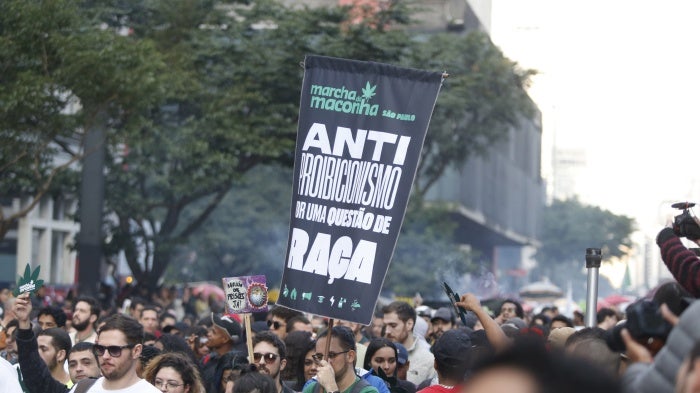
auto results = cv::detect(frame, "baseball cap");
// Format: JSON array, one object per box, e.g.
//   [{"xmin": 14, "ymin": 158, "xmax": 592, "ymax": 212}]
[
  {"xmin": 414, "ymin": 317, "xmax": 429, "ymax": 339},
  {"xmin": 430, "ymin": 307, "xmax": 456, "ymax": 324},
  {"xmin": 212, "ymin": 313, "xmax": 242, "ymax": 342},
  {"xmin": 431, "ymin": 329, "xmax": 472, "ymax": 366},
  {"xmin": 394, "ymin": 342, "xmax": 408, "ymax": 365},
  {"xmin": 416, "ymin": 305, "xmax": 433, "ymax": 318},
  {"xmin": 502, "ymin": 317, "xmax": 527, "ymax": 330},
  {"xmin": 162, "ymin": 322, "xmax": 189, "ymax": 334},
  {"xmin": 252, "ymin": 320, "xmax": 269, "ymax": 333},
  {"xmin": 547, "ymin": 327, "xmax": 576, "ymax": 348}
]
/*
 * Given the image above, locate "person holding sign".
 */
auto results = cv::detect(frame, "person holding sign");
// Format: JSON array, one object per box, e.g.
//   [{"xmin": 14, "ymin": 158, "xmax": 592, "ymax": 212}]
[
  {"xmin": 303, "ymin": 326, "xmax": 377, "ymax": 393},
  {"xmin": 14, "ymin": 292, "xmax": 73, "ymax": 392}
]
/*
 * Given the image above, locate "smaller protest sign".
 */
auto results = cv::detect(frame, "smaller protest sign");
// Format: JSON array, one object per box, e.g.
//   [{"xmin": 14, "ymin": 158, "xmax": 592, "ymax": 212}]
[
  {"xmin": 13, "ymin": 263, "xmax": 44, "ymax": 297},
  {"xmin": 222, "ymin": 275, "xmax": 268, "ymax": 314}
]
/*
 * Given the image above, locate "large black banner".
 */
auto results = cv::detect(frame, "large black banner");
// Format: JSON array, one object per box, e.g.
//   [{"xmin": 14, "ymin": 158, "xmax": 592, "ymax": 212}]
[{"xmin": 278, "ymin": 55, "xmax": 443, "ymax": 324}]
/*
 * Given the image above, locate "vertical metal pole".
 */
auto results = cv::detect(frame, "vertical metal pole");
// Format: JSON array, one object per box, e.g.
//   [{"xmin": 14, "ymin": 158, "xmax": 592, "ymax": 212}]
[
  {"xmin": 78, "ymin": 110, "xmax": 106, "ymax": 298},
  {"xmin": 585, "ymin": 248, "xmax": 602, "ymax": 327}
]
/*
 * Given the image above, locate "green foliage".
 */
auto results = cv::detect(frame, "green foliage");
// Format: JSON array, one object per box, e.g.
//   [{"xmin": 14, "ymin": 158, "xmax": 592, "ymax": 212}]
[
  {"xmin": 94, "ymin": 0, "xmax": 425, "ymax": 289},
  {"xmin": 167, "ymin": 165, "xmax": 292, "ymax": 284},
  {"xmin": 169, "ymin": 167, "xmax": 472, "ymax": 297},
  {"xmin": 388, "ymin": 202, "xmax": 475, "ymax": 298},
  {"xmin": 0, "ymin": 0, "xmax": 167, "ymax": 239},
  {"xmin": 401, "ymin": 32, "xmax": 536, "ymax": 196},
  {"xmin": 535, "ymin": 198, "xmax": 636, "ymax": 284},
  {"xmin": 4, "ymin": 0, "xmax": 537, "ymax": 295}
]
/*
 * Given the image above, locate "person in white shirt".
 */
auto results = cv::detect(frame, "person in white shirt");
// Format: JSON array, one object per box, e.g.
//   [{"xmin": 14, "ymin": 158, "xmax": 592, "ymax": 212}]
[
  {"xmin": 69, "ymin": 314, "xmax": 161, "ymax": 393},
  {"xmin": 0, "ymin": 356, "xmax": 24, "ymax": 393}
]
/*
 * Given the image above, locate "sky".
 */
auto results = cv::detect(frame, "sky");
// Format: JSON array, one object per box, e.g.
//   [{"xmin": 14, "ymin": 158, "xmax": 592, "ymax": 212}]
[{"xmin": 486, "ymin": 0, "xmax": 700, "ymax": 238}]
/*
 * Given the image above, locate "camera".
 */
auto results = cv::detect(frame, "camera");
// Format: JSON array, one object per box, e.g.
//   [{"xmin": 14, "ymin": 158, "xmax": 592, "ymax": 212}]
[
  {"xmin": 605, "ymin": 299, "xmax": 672, "ymax": 353},
  {"xmin": 672, "ymin": 202, "xmax": 700, "ymax": 239}
]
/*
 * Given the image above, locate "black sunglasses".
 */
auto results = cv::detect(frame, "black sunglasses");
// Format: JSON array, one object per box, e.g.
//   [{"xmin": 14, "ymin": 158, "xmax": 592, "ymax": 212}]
[
  {"xmin": 94, "ymin": 344, "xmax": 135, "ymax": 357},
  {"xmin": 267, "ymin": 320, "xmax": 285, "ymax": 330},
  {"xmin": 253, "ymin": 352, "xmax": 279, "ymax": 364},
  {"xmin": 312, "ymin": 350, "xmax": 350, "ymax": 362}
]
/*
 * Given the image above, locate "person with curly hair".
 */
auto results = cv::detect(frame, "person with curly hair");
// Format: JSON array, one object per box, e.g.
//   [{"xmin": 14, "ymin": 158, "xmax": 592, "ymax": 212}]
[{"xmin": 143, "ymin": 352, "xmax": 206, "ymax": 393}]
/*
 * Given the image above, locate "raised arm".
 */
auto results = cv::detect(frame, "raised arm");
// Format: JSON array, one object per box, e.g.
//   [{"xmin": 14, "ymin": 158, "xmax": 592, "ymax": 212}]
[
  {"xmin": 13, "ymin": 293, "xmax": 69, "ymax": 393},
  {"xmin": 454, "ymin": 293, "xmax": 511, "ymax": 353}
]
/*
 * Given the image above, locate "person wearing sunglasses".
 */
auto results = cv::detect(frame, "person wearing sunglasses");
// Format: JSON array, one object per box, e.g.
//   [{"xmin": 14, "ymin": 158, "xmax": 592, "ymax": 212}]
[
  {"xmin": 252, "ymin": 331, "xmax": 295, "ymax": 393},
  {"xmin": 266, "ymin": 306, "xmax": 304, "ymax": 340},
  {"xmin": 302, "ymin": 326, "xmax": 377, "ymax": 393},
  {"xmin": 69, "ymin": 313, "xmax": 162, "ymax": 392},
  {"xmin": 142, "ymin": 352, "xmax": 205, "ymax": 393}
]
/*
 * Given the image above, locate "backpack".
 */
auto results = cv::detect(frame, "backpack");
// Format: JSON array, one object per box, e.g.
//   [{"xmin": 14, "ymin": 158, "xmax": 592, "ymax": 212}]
[
  {"xmin": 312, "ymin": 378, "xmax": 371, "ymax": 393},
  {"xmin": 73, "ymin": 378, "xmax": 98, "ymax": 393}
]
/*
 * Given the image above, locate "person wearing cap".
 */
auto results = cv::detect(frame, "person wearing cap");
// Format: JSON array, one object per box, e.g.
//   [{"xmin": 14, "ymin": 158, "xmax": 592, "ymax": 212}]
[
  {"xmin": 162, "ymin": 321, "xmax": 190, "ymax": 337},
  {"xmin": 202, "ymin": 313, "xmax": 247, "ymax": 393},
  {"xmin": 415, "ymin": 306, "xmax": 433, "ymax": 339},
  {"xmin": 428, "ymin": 308, "xmax": 455, "ymax": 344},
  {"xmin": 394, "ymin": 343, "xmax": 411, "ymax": 383},
  {"xmin": 382, "ymin": 301, "xmax": 436, "ymax": 386},
  {"xmin": 417, "ymin": 330, "xmax": 472, "ymax": 393}
]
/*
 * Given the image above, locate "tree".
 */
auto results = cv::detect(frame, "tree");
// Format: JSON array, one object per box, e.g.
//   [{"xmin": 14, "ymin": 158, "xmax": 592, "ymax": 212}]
[
  {"xmin": 93, "ymin": 0, "xmax": 420, "ymax": 291},
  {"xmin": 167, "ymin": 165, "xmax": 293, "ymax": 285},
  {"xmin": 4, "ymin": 0, "xmax": 540, "ymax": 294},
  {"xmin": 388, "ymin": 202, "xmax": 475, "ymax": 298},
  {"xmin": 98, "ymin": 0, "xmax": 536, "ymax": 292},
  {"xmin": 402, "ymin": 32, "xmax": 536, "ymax": 198},
  {"xmin": 535, "ymin": 198, "xmax": 636, "ymax": 288},
  {"xmin": 0, "ymin": 0, "xmax": 167, "ymax": 240}
]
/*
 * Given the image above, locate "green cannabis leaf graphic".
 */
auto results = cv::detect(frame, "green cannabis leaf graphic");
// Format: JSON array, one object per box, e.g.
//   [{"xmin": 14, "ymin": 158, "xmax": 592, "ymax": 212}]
[
  {"xmin": 361, "ymin": 82, "xmax": 376, "ymax": 100},
  {"xmin": 13, "ymin": 263, "xmax": 44, "ymax": 296}
]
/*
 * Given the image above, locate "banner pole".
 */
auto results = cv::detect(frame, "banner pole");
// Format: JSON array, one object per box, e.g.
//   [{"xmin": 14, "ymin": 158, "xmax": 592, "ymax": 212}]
[
  {"xmin": 245, "ymin": 313, "xmax": 254, "ymax": 361},
  {"xmin": 324, "ymin": 319, "xmax": 335, "ymax": 357}
]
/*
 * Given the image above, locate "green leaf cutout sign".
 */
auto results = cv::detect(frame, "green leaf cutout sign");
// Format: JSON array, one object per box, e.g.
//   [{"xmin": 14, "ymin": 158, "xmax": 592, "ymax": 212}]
[{"xmin": 13, "ymin": 263, "xmax": 44, "ymax": 296}]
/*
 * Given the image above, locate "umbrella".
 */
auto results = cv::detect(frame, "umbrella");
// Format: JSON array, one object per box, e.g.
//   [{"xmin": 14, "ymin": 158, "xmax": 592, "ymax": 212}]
[
  {"xmin": 519, "ymin": 280, "xmax": 564, "ymax": 299},
  {"xmin": 190, "ymin": 282, "xmax": 226, "ymax": 301},
  {"xmin": 603, "ymin": 293, "xmax": 636, "ymax": 306}
]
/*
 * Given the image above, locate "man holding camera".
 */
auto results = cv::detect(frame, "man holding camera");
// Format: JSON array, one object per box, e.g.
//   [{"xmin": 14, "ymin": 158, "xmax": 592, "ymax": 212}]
[
  {"xmin": 620, "ymin": 299, "xmax": 699, "ymax": 393},
  {"xmin": 658, "ymin": 205, "xmax": 700, "ymax": 297}
]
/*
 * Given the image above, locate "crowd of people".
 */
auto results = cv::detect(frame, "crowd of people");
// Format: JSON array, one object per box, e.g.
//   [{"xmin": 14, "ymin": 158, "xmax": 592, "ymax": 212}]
[{"xmin": 0, "ymin": 225, "xmax": 699, "ymax": 393}]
